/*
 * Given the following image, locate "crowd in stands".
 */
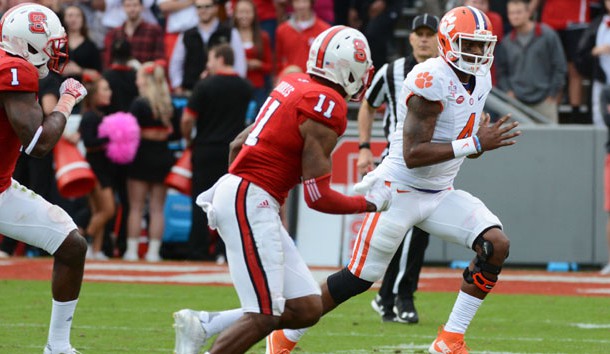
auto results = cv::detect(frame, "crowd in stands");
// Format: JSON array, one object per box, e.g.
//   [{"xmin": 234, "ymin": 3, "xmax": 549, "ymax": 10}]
[{"xmin": 0, "ymin": 0, "xmax": 608, "ymax": 265}]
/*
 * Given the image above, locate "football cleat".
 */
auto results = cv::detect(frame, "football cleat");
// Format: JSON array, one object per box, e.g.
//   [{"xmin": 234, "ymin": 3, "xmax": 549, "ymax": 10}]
[
  {"xmin": 394, "ymin": 297, "xmax": 419, "ymax": 324},
  {"xmin": 43, "ymin": 344, "xmax": 82, "ymax": 354},
  {"xmin": 600, "ymin": 264, "xmax": 610, "ymax": 275},
  {"xmin": 265, "ymin": 330, "xmax": 297, "ymax": 354},
  {"xmin": 429, "ymin": 325, "xmax": 469, "ymax": 354},
  {"xmin": 173, "ymin": 309, "xmax": 209, "ymax": 354},
  {"xmin": 370, "ymin": 295, "xmax": 397, "ymax": 322}
]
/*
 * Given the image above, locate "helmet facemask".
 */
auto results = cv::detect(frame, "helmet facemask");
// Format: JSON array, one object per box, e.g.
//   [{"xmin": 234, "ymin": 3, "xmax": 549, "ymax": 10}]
[{"xmin": 448, "ymin": 32, "xmax": 496, "ymax": 76}]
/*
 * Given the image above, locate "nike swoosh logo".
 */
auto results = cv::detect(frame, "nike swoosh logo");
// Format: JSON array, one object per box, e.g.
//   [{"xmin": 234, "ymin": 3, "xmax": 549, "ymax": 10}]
[{"xmin": 478, "ymin": 93, "xmax": 484, "ymax": 101}]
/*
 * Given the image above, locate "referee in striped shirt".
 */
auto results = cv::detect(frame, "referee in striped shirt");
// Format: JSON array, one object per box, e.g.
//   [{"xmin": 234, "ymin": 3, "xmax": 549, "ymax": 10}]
[{"xmin": 357, "ymin": 13, "xmax": 439, "ymax": 324}]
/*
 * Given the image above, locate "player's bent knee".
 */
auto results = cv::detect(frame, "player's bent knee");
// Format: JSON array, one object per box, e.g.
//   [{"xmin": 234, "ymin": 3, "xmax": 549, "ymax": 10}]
[
  {"xmin": 55, "ymin": 230, "xmax": 87, "ymax": 265},
  {"xmin": 464, "ymin": 231, "xmax": 509, "ymax": 293},
  {"xmin": 481, "ymin": 227, "xmax": 510, "ymax": 260},
  {"xmin": 282, "ymin": 295, "xmax": 322, "ymax": 328},
  {"xmin": 327, "ymin": 267, "xmax": 373, "ymax": 305}
]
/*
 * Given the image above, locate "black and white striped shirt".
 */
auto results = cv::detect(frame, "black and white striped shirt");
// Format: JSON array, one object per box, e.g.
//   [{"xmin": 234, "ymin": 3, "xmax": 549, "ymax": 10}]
[{"xmin": 365, "ymin": 55, "xmax": 418, "ymax": 139}]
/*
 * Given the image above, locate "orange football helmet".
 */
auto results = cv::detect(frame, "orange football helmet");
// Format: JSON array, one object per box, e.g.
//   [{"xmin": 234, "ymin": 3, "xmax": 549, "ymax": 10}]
[{"xmin": 437, "ymin": 6, "xmax": 496, "ymax": 76}]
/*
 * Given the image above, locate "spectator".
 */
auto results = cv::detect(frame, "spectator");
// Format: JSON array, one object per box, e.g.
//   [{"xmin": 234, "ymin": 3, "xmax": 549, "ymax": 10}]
[
  {"xmin": 180, "ymin": 44, "xmax": 252, "ymax": 261},
  {"xmin": 100, "ymin": 38, "xmax": 139, "ymax": 257},
  {"xmin": 496, "ymin": 0, "xmax": 567, "ymax": 123},
  {"xmin": 231, "ymin": 0, "xmax": 279, "ymax": 47},
  {"xmin": 576, "ymin": 0, "xmax": 610, "ymax": 126},
  {"xmin": 233, "ymin": 0, "xmax": 272, "ymax": 111},
  {"xmin": 600, "ymin": 85, "xmax": 610, "ymax": 275},
  {"xmin": 60, "ymin": 5, "xmax": 103, "ymax": 83},
  {"xmin": 157, "ymin": 0, "xmax": 198, "ymax": 63},
  {"xmin": 530, "ymin": 0, "xmax": 591, "ymax": 116},
  {"xmin": 169, "ymin": 0, "xmax": 247, "ymax": 93},
  {"xmin": 103, "ymin": 0, "xmax": 165, "ymax": 68},
  {"xmin": 359, "ymin": 13, "xmax": 438, "ymax": 324},
  {"xmin": 122, "ymin": 62, "xmax": 176, "ymax": 262},
  {"xmin": 60, "ymin": 0, "xmax": 107, "ymax": 49},
  {"xmin": 102, "ymin": 0, "xmax": 159, "ymax": 30},
  {"xmin": 103, "ymin": 38, "xmax": 139, "ymax": 114},
  {"xmin": 79, "ymin": 77, "xmax": 116, "ymax": 260},
  {"xmin": 274, "ymin": 0, "xmax": 330, "ymax": 74}
]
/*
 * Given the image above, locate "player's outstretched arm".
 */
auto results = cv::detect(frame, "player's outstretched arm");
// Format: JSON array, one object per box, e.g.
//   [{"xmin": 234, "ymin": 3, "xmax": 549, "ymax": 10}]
[{"xmin": 300, "ymin": 119, "xmax": 390, "ymax": 214}]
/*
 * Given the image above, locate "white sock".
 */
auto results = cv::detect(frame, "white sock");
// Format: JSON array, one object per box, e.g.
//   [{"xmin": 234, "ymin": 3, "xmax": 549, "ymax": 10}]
[
  {"xmin": 283, "ymin": 327, "xmax": 309, "ymax": 342},
  {"xmin": 146, "ymin": 239, "xmax": 161, "ymax": 256},
  {"xmin": 126, "ymin": 239, "xmax": 139, "ymax": 255},
  {"xmin": 199, "ymin": 309, "xmax": 243, "ymax": 336},
  {"xmin": 444, "ymin": 290, "xmax": 483, "ymax": 334},
  {"xmin": 47, "ymin": 299, "xmax": 78, "ymax": 351}
]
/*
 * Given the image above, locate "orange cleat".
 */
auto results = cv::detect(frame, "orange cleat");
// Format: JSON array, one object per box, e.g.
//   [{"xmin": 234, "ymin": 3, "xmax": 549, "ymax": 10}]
[
  {"xmin": 265, "ymin": 329, "xmax": 297, "ymax": 354},
  {"xmin": 428, "ymin": 325, "xmax": 469, "ymax": 354}
]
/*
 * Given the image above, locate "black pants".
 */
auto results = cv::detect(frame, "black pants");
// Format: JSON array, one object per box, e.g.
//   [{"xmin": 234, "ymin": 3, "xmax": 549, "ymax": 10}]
[
  {"xmin": 188, "ymin": 144, "xmax": 229, "ymax": 260},
  {"xmin": 377, "ymin": 226, "xmax": 430, "ymax": 307}
]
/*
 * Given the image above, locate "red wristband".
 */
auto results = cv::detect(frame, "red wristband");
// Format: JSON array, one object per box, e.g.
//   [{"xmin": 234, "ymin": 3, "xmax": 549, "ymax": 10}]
[{"xmin": 303, "ymin": 174, "xmax": 368, "ymax": 214}]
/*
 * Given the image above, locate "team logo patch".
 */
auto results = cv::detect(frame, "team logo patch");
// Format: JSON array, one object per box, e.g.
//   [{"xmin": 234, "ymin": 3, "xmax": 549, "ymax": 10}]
[
  {"xmin": 415, "ymin": 72, "xmax": 433, "ymax": 89},
  {"xmin": 456, "ymin": 96, "xmax": 464, "ymax": 104}
]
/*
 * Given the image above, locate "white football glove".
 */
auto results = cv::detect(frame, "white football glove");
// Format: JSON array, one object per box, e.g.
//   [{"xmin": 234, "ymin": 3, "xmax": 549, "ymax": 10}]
[
  {"xmin": 353, "ymin": 176, "xmax": 392, "ymax": 212},
  {"xmin": 59, "ymin": 78, "xmax": 88, "ymax": 104}
]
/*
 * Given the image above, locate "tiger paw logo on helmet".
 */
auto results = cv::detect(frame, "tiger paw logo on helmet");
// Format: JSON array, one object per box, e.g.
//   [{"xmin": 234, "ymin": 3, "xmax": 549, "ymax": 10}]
[
  {"xmin": 439, "ymin": 13, "xmax": 456, "ymax": 38},
  {"xmin": 415, "ymin": 72, "xmax": 433, "ymax": 89}
]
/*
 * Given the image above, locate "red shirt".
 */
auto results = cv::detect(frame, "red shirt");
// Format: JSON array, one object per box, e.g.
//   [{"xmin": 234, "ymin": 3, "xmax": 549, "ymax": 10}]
[
  {"xmin": 541, "ymin": 0, "xmax": 590, "ymax": 30},
  {"xmin": 245, "ymin": 31, "xmax": 273, "ymax": 88},
  {"xmin": 0, "ymin": 52, "xmax": 39, "ymax": 193},
  {"xmin": 230, "ymin": 73, "xmax": 347, "ymax": 204},
  {"xmin": 274, "ymin": 17, "xmax": 330, "ymax": 74}
]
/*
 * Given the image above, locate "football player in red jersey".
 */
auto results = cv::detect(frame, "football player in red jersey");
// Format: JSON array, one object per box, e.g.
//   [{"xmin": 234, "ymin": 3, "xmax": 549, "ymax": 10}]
[
  {"xmin": 0, "ymin": 3, "xmax": 88, "ymax": 354},
  {"xmin": 172, "ymin": 26, "xmax": 392, "ymax": 354}
]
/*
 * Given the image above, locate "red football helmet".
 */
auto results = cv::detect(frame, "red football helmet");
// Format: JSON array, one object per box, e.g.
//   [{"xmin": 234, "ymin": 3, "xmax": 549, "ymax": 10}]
[{"xmin": 437, "ymin": 6, "xmax": 496, "ymax": 76}]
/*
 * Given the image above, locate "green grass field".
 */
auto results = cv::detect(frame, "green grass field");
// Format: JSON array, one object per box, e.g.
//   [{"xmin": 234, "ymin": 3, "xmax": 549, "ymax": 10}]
[{"xmin": 1, "ymin": 279, "xmax": 609, "ymax": 353}]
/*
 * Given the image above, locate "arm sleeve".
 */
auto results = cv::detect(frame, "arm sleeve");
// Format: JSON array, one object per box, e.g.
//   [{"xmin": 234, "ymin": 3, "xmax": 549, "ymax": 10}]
[
  {"xmin": 547, "ymin": 30, "xmax": 567, "ymax": 97},
  {"xmin": 231, "ymin": 28, "xmax": 247, "ymax": 78},
  {"xmin": 186, "ymin": 81, "xmax": 205, "ymax": 115},
  {"xmin": 169, "ymin": 33, "xmax": 186, "ymax": 88},
  {"xmin": 259, "ymin": 32, "xmax": 273, "ymax": 75},
  {"xmin": 303, "ymin": 174, "xmax": 368, "ymax": 214},
  {"xmin": 494, "ymin": 42, "xmax": 511, "ymax": 92}
]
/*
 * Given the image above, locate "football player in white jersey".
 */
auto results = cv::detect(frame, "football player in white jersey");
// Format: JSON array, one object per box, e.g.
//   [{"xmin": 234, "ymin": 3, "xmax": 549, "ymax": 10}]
[{"xmin": 267, "ymin": 6, "xmax": 521, "ymax": 354}]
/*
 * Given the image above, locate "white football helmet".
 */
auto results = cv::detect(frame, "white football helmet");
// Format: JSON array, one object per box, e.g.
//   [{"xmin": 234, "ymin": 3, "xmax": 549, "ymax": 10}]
[
  {"xmin": 307, "ymin": 26, "xmax": 373, "ymax": 101},
  {"xmin": 0, "ymin": 3, "xmax": 68, "ymax": 78}
]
